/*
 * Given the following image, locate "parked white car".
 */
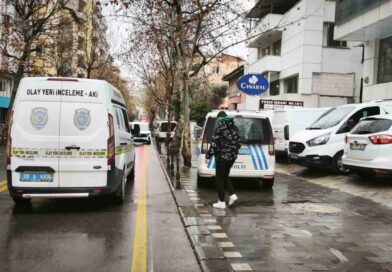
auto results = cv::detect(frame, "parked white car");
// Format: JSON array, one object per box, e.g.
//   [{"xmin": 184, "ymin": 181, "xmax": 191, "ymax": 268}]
[
  {"xmin": 343, "ymin": 115, "xmax": 392, "ymax": 177},
  {"xmin": 197, "ymin": 111, "xmax": 275, "ymax": 188},
  {"xmin": 272, "ymin": 108, "xmax": 329, "ymax": 157},
  {"xmin": 157, "ymin": 121, "xmax": 177, "ymax": 140},
  {"xmin": 130, "ymin": 122, "xmax": 151, "ymax": 144},
  {"xmin": 289, "ymin": 101, "xmax": 392, "ymax": 174},
  {"xmin": 7, "ymin": 77, "xmax": 136, "ymax": 205}
]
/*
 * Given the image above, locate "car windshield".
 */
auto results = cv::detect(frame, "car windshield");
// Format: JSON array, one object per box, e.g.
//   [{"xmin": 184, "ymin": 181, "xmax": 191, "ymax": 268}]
[
  {"xmin": 160, "ymin": 122, "xmax": 177, "ymax": 132},
  {"xmin": 308, "ymin": 106, "xmax": 355, "ymax": 130},
  {"xmin": 351, "ymin": 118, "xmax": 392, "ymax": 134},
  {"xmin": 203, "ymin": 117, "xmax": 271, "ymax": 144},
  {"xmin": 138, "ymin": 123, "xmax": 149, "ymax": 131}
]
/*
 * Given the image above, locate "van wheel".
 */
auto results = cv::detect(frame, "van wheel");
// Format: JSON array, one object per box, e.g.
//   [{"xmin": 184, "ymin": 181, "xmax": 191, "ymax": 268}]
[
  {"xmin": 12, "ymin": 196, "xmax": 31, "ymax": 206},
  {"xmin": 332, "ymin": 152, "xmax": 350, "ymax": 175},
  {"xmin": 262, "ymin": 179, "xmax": 274, "ymax": 189},
  {"xmin": 114, "ymin": 172, "xmax": 126, "ymax": 205},
  {"xmin": 197, "ymin": 175, "xmax": 206, "ymax": 186},
  {"xmin": 358, "ymin": 171, "xmax": 374, "ymax": 179}
]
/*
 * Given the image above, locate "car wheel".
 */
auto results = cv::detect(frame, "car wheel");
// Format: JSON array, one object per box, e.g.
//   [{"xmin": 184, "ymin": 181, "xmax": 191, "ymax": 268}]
[
  {"xmin": 262, "ymin": 178, "xmax": 274, "ymax": 189},
  {"xmin": 147, "ymin": 140, "xmax": 151, "ymax": 145},
  {"xmin": 114, "ymin": 171, "xmax": 126, "ymax": 205},
  {"xmin": 332, "ymin": 152, "xmax": 350, "ymax": 175},
  {"xmin": 197, "ymin": 175, "xmax": 206, "ymax": 186},
  {"xmin": 12, "ymin": 196, "xmax": 31, "ymax": 206}
]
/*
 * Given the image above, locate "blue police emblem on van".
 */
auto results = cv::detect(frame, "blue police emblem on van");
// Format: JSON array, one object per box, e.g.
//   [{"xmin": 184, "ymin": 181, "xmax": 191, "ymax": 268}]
[
  {"xmin": 237, "ymin": 74, "xmax": 269, "ymax": 96},
  {"xmin": 74, "ymin": 108, "xmax": 90, "ymax": 131},
  {"xmin": 31, "ymin": 107, "xmax": 48, "ymax": 130}
]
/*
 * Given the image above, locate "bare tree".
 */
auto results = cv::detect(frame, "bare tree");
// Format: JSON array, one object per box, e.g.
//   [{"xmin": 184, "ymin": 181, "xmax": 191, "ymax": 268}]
[{"xmin": 0, "ymin": 0, "xmax": 72, "ymax": 108}]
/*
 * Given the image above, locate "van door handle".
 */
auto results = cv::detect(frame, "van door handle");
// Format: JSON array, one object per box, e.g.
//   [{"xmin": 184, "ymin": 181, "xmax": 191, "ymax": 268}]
[
  {"xmin": 120, "ymin": 142, "xmax": 127, "ymax": 146},
  {"xmin": 65, "ymin": 145, "xmax": 80, "ymax": 151}
]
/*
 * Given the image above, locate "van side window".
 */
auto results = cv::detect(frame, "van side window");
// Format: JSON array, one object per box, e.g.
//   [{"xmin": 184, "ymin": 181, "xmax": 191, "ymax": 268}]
[
  {"xmin": 121, "ymin": 108, "xmax": 130, "ymax": 133},
  {"xmin": 337, "ymin": 106, "xmax": 380, "ymax": 134},
  {"xmin": 115, "ymin": 108, "xmax": 125, "ymax": 131}
]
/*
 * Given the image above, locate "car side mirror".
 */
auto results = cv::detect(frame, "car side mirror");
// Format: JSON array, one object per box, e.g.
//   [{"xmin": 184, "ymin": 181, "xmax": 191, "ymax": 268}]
[
  {"xmin": 347, "ymin": 119, "xmax": 356, "ymax": 130},
  {"xmin": 131, "ymin": 124, "xmax": 140, "ymax": 136}
]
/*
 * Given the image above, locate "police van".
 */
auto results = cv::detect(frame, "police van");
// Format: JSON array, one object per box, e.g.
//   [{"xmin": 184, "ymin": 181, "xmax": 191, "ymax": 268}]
[
  {"xmin": 6, "ymin": 77, "xmax": 137, "ymax": 205},
  {"xmin": 197, "ymin": 111, "xmax": 275, "ymax": 188}
]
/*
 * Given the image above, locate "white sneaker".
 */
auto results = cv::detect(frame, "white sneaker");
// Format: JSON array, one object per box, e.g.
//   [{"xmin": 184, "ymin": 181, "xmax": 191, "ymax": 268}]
[
  {"xmin": 213, "ymin": 201, "xmax": 226, "ymax": 209},
  {"xmin": 229, "ymin": 194, "xmax": 238, "ymax": 206}
]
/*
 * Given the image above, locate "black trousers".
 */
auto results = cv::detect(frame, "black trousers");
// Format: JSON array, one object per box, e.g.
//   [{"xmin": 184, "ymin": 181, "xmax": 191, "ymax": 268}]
[{"xmin": 216, "ymin": 160, "xmax": 235, "ymax": 202}]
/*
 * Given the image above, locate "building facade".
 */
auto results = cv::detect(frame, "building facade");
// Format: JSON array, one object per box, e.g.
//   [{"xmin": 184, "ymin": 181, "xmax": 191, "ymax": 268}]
[
  {"xmin": 222, "ymin": 65, "xmax": 245, "ymax": 110},
  {"xmin": 28, "ymin": 0, "xmax": 110, "ymax": 78},
  {"xmin": 0, "ymin": 0, "xmax": 16, "ymax": 123},
  {"xmin": 334, "ymin": 0, "xmax": 392, "ymax": 102},
  {"xmin": 243, "ymin": 0, "xmax": 363, "ymax": 111}
]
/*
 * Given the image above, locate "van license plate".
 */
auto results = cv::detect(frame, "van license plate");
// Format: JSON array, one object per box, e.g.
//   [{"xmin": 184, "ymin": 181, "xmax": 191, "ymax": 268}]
[
  {"xmin": 350, "ymin": 143, "xmax": 366, "ymax": 151},
  {"xmin": 290, "ymin": 154, "xmax": 299, "ymax": 160},
  {"xmin": 20, "ymin": 173, "xmax": 53, "ymax": 182}
]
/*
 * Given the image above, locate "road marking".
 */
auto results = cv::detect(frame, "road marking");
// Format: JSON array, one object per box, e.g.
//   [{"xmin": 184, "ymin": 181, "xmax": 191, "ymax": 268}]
[
  {"xmin": 0, "ymin": 183, "xmax": 7, "ymax": 193},
  {"xmin": 224, "ymin": 252, "xmax": 242, "ymax": 258},
  {"xmin": 218, "ymin": 242, "xmax": 234, "ymax": 248},
  {"xmin": 131, "ymin": 148, "xmax": 148, "ymax": 272},
  {"xmin": 231, "ymin": 263, "xmax": 252, "ymax": 271},
  {"xmin": 212, "ymin": 233, "xmax": 228, "ymax": 239},
  {"xmin": 207, "ymin": 225, "xmax": 222, "ymax": 230},
  {"xmin": 329, "ymin": 248, "xmax": 348, "ymax": 262}
]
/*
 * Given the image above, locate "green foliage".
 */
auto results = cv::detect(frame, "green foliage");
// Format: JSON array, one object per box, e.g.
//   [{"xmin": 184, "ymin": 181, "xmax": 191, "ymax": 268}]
[{"xmin": 190, "ymin": 101, "xmax": 213, "ymax": 126}]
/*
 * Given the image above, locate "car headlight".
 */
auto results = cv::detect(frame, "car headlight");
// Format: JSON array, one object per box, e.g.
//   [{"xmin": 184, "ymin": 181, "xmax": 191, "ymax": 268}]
[{"xmin": 307, "ymin": 133, "xmax": 330, "ymax": 147}]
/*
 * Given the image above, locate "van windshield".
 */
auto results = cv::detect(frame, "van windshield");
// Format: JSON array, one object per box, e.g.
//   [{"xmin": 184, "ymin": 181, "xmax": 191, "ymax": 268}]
[
  {"xmin": 160, "ymin": 122, "xmax": 176, "ymax": 132},
  {"xmin": 308, "ymin": 106, "xmax": 355, "ymax": 130},
  {"xmin": 203, "ymin": 117, "xmax": 272, "ymax": 144},
  {"xmin": 138, "ymin": 123, "xmax": 149, "ymax": 131}
]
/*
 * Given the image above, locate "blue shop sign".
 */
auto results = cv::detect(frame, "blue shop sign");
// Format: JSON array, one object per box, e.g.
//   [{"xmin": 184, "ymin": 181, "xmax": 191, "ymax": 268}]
[{"xmin": 237, "ymin": 74, "xmax": 269, "ymax": 96}]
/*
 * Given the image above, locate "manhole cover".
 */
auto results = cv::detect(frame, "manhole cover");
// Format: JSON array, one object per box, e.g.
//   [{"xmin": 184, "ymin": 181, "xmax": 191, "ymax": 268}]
[{"xmin": 290, "ymin": 203, "xmax": 342, "ymax": 214}]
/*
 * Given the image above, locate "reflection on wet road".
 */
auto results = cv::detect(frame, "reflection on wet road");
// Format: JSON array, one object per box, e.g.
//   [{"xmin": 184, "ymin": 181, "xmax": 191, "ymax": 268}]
[
  {"xmin": 0, "ymin": 145, "xmax": 199, "ymax": 272},
  {"xmin": 164, "ymin": 144, "xmax": 392, "ymax": 271}
]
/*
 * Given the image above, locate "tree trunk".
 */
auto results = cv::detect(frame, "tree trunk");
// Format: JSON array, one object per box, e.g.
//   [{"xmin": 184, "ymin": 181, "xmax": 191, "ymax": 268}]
[{"xmin": 173, "ymin": 0, "xmax": 192, "ymax": 167}]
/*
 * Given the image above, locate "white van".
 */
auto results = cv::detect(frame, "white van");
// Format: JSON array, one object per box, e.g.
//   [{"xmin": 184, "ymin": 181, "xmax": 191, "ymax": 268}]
[
  {"xmin": 6, "ymin": 77, "xmax": 136, "ymax": 205},
  {"xmin": 197, "ymin": 111, "xmax": 275, "ymax": 188},
  {"xmin": 289, "ymin": 101, "xmax": 392, "ymax": 174},
  {"xmin": 272, "ymin": 108, "xmax": 329, "ymax": 157},
  {"xmin": 130, "ymin": 122, "xmax": 151, "ymax": 144},
  {"xmin": 157, "ymin": 121, "xmax": 177, "ymax": 140}
]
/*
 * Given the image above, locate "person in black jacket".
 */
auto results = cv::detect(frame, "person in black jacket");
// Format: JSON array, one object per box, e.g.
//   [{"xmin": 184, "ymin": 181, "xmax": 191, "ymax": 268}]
[{"xmin": 206, "ymin": 111, "xmax": 241, "ymax": 209}]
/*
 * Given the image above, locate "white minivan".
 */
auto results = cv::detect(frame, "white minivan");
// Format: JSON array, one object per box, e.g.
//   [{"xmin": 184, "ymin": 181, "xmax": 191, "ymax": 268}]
[
  {"xmin": 157, "ymin": 121, "xmax": 177, "ymax": 140},
  {"xmin": 197, "ymin": 111, "xmax": 275, "ymax": 188},
  {"xmin": 7, "ymin": 77, "xmax": 137, "ymax": 204},
  {"xmin": 272, "ymin": 108, "xmax": 329, "ymax": 157},
  {"xmin": 343, "ymin": 115, "xmax": 392, "ymax": 177},
  {"xmin": 289, "ymin": 101, "xmax": 392, "ymax": 174}
]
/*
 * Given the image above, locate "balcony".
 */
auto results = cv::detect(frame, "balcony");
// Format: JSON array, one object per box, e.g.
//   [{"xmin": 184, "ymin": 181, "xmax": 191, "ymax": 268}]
[
  {"xmin": 247, "ymin": 14, "xmax": 283, "ymax": 48},
  {"xmin": 336, "ymin": 0, "xmax": 382, "ymax": 25},
  {"xmin": 334, "ymin": 0, "xmax": 392, "ymax": 41},
  {"xmin": 248, "ymin": 55, "xmax": 282, "ymax": 74}
]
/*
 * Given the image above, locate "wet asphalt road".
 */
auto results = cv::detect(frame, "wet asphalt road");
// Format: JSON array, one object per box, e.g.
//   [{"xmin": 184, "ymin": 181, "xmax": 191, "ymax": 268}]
[
  {"xmin": 159, "ymin": 145, "xmax": 392, "ymax": 271},
  {"xmin": 0, "ymin": 145, "xmax": 200, "ymax": 272}
]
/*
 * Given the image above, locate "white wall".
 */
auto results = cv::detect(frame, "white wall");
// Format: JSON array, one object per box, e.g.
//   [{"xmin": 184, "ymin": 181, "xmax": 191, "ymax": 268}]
[{"xmin": 244, "ymin": 0, "xmax": 364, "ymax": 110}]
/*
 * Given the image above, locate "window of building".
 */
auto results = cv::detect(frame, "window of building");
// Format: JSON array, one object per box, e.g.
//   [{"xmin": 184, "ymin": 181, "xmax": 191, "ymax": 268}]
[
  {"xmin": 284, "ymin": 76, "xmax": 298, "ymax": 94},
  {"xmin": 378, "ymin": 36, "xmax": 392, "ymax": 84},
  {"xmin": 78, "ymin": 36, "xmax": 84, "ymax": 50},
  {"xmin": 213, "ymin": 65, "xmax": 220, "ymax": 74},
  {"xmin": 270, "ymin": 80, "xmax": 280, "ymax": 96},
  {"xmin": 2, "ymin": 14, "xmax": 11, "ymax": 23},
  {"xmin": 323, "ymin": 23, "xmax": 347, "ymax": 48},
  {"xmin": 272, "ymin": 39, "xmax": 281, "ymax": 56},
  {"xmin": 257, "ymin": 46, "xmax": 271, "ymax": 59}
]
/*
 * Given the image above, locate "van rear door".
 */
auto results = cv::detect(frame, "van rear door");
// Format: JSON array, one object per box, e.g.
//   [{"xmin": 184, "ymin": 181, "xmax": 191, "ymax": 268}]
[
  {"xmin": 58, "ymin": 80, "xmax": 109, "ymax": 188},
  {"xmin": 11, "ymin": 79, "xmax": 62, "ymax": 188}
]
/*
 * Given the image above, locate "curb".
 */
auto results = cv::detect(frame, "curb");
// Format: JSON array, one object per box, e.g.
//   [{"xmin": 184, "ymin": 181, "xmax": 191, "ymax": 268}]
[{"xmin": 153, "ymin": 144, "xmax": 233, "ymax": 272}]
